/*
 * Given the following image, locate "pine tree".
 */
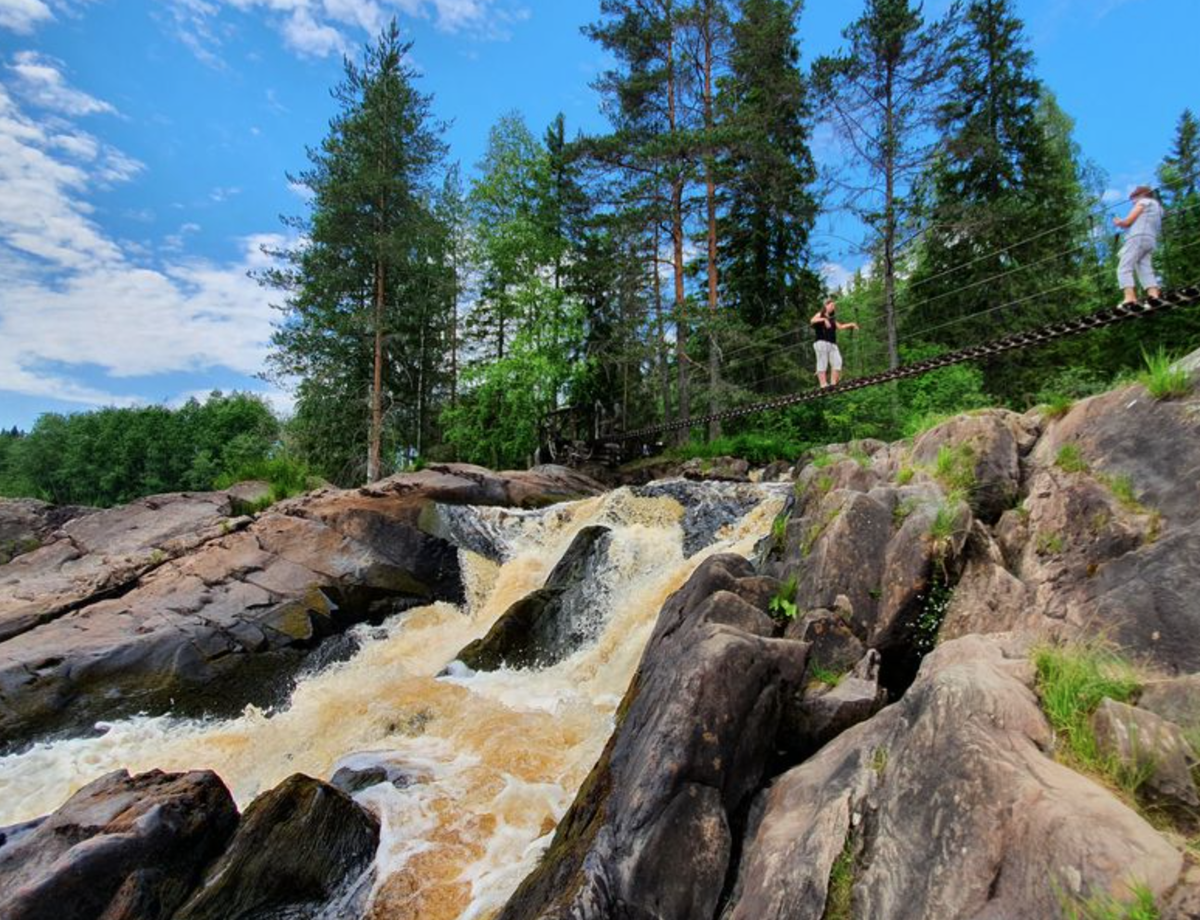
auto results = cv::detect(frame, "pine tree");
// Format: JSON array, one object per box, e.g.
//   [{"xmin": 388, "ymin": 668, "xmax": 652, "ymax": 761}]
[
  {"xmin": 261, "ymin": 21, "xmax": 446, "ymax": 483},
  {"xmin": 717, "ymin": 0, "xmax": 818, "ymax": 395},
  {"xmin": 907, "ymin": 0, "xmax": 1092, "ymax": 399},
  {"xmin": 814, "ymin": 0, "xmax": 954, "ymax": 370},
  {"xmin": 1159, "ymin": 109, "xmax": 1200, "ymax": 289}
]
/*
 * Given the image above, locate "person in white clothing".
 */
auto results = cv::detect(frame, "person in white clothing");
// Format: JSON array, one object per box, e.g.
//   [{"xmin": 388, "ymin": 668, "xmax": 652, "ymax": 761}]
[
  {"xmin": 810, "ymin": 298, "xmax": 858, "ymax": 388},
  {"xmin": 1113, "ymin": 185, "xmax": 1163, "ymax": 305}
]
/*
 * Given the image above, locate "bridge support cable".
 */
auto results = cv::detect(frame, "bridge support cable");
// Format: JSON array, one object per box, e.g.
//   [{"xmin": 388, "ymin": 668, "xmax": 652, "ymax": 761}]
[{"xmin": 605, "ymin": 287, "xmax": 1200, "ymax": 446}]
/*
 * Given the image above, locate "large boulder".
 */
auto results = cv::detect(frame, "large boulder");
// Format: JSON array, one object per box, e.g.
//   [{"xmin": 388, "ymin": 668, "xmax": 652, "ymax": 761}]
[
  {"xmin": 174, "ymin": 774, "xmax": 380, "ymax": 920},
  {"xmin": 634, "ymin": 480, "xmax": 784, "ymax": 557},
  {"xmin": 0, "ymin": 465, "xmax": 605, "ymax": 748},
  {"xmin": 724, "ymin": 635, "xmax": 1185, "ymax": 920},
  {"xmin": 1092, "ymin": 699, "xmax": 1199, "ymax": 808},
  {"xmin": 0, "ymin": 769, "xmax": 237, "ymax": 920},
  {"xmin": 498, "ymin": 555, "xmax": 807, "ymax": 920},
  {"xmin": 453, "ymin": 525, "xmax": 614, "ymax": 670}
]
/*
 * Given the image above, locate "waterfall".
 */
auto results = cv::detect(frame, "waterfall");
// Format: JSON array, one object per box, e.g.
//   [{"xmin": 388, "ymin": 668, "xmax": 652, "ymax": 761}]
[{"xmin": 0, "ymin": 483, "xmax": 786, "ymax": 920}]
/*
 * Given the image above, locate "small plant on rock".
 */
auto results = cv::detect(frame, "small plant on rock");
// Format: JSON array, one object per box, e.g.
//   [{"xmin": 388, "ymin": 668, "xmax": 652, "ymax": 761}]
[
  {"xmin": 824, "ymin": 835, "xmax": 857, "ymax": 920},
  {"xmin": 896, "ymin": 465, "xmax": 915, "ymax": 486},
  {"xmin": 808, "ymin": 663, "xmax": 847, "ymax": 688},
  {"xmin": 769, "ymin": 574, "xmax": 799, "ymax": 621},
  {"xmin": 771, "ymin": 511, "xmax": 791, "ymax": 553},
  {"xmin": 1056, "ymin": 444, "xmax": 1089, "ymax": 474},
  {"xmin": 1035, "ymin": 531, "xmax": 1065, "ymax": 555},
  {"xmin": 934, "ymin": 443, "xmax": 977, "ymax": 495},
  {"xmin": 1060, "ymin": 882, "xmax": 1160, "ymax": 920},
  {"xmin": 1138, "ymin": 348, "xmax": 1192, "ymax": 400},
  {"xmin": 1041, "ymin": 393, "xmax": 1075, "ymax": 420}
]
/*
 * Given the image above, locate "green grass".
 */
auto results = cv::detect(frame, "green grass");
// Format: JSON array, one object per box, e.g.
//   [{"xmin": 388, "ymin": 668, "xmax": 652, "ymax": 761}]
[
  {"xmin": 809, "ymin": 663, "xmax": 847, "ymax": 688},
  {"xmin": 810, "ymin": 451, "xmax": 836, "ymax": 469},
  {"xmin": 870, "ymin": 746, "xmax": 888, "ymax": 774},
  {"xmin": 1036, "ymin": 531, "xmax": 1065, "ymax": 555},
  {"xmin": 1101, "ymin": 473, "xmax": 1146, "ymax": 514},
  {"xmin": 1034, "ymin": 643, "xmax": 1143, "ymax": 787},
  {"xmin": 1056, "ymin": 443, "xmax": 1090, "ymax": 474},
  {"xmin": 769, "ymin": 574, "xmax": 799, "ymax": 622},
  {"xmin": 933, "ymin": 443, "xmax": 977, "ymax": 495},
  {"xmin": 905, "ymin": 411, "xmax": 954, "ymax": 438},
  {"xmin": 823, "ymin": 835, "xmax": 856, "ymax": 920},
  {"xmin": 896, "ymin": 465, "xmax": 915, "ymax": 486},
  {"xmin": 1138, "ymin": 348, "xmax": 1192, "ymax": 400},
  {"xmin": 929, "ymin": 494, "xmax": 964, "ymax": 550},
  {"xmin": 1040, "ymin": 393, "xmax": 1076, "ymax": 420},
  {"xmin": 848, "ymin": 443, "xmax": 872, "ymax": 468},
  {"xmin": 216, "ymin": 453, "xmax": 320, "ymax": 510},
  {"xmin": 1061, "ymin": 884, "xmax": 1160, "ymax": 920},
  {"xmin": 670, "ymin": 433, "xmax": 812, "ymax": 465},
  {"xmin": 771, "ymin": 511, "xmax": 791, "ymax": 550},
  {"xmin": 893, "ymin": 497, "xmax": 920, "ymax": 527}
]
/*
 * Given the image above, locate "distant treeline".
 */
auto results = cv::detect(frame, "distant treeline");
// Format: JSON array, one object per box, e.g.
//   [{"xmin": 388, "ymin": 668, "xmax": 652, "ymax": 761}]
[{"xmin": 0, "ymin": 393, "xmax": 312, "ymax": 508}]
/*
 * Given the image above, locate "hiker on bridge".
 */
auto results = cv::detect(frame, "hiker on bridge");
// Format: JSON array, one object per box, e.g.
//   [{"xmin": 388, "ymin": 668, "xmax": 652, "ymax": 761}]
[
  {"xmin": 811, "ymin": 298, "xmax": 858, "ymax": 388},
  {"xmin": 1114, "ymin": 185, "xmax": 1164, "ymax": 305}
]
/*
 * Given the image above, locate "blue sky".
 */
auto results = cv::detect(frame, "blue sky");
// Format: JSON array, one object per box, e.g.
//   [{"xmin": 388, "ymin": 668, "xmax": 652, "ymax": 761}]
[{"xmin": 0, "ymin": 0, "xmax": 1195, "ymax": 430}]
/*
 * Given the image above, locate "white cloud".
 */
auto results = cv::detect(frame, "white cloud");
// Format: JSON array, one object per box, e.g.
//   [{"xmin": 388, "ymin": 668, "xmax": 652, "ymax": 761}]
[
  {"xmin": 209, "ymin": 184, "xmax": 241, "ymax": 202},
  {"xmin": 0, "ymin": 0, "xmax": 53, "ymax": 34},
  {"xmin": 0, "ymin": 74, "xmax": 285, "ymax": 409},
  {"xmin": 171, "ymin": 0, "xmax": 528, "ymax": 62},
  {"xmin": 8, "ymin": 51, "xmax": 116, "ymax": 116}
]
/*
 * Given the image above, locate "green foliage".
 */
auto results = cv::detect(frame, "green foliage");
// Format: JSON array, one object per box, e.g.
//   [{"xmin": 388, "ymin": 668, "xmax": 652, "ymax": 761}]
[
  {"xmin": 934, "ymin": 443, "xmax": 976, "ymax": 494},
  {"xmin": 895, "ymin": 465, "xmax": 915, "ymax": 486},
  {"xmin": 911, "ymin": 575, "xmax": 952, "ymax": 653},
  {"xmin": 671, "ymin": 432, "xmax": 811, "ymax": 465},
  {"xmin": 893, "ymin": 497, "xmax": 920, "ymax": 527},
  {"xmin": 1061, "ymin": 885, "xmax": 1159, "ymax": 920},
  {"xmin": 769, "ymin": 573, "xmax": 799, "ymax": 621},
  {"xmin": 0, "ymin": 393, "xmax": 280, "ymax": 507},
  {"xmin": 823, "ymin": 834, "xmax": 856, "ymax": 920},
  {"xmin": 1033, "ymin": 643, "xmax": 1142, "ymax": 781},
  {"xmin": 1040, "ymin": 394, "xmax": 1075, "ymax": 420},
  {"xmin": 870, "ymin": 746, "xmax": 889, "ymax": 774},
  {"xmin": 1103, "ymin": 474, "xmax": 1142, "ymax": 511},
  {"xmin": 1138, "ymin": 348, "xmax": 1192, "ymax": 400},
  {"xmin": 214, "ymin": 453, "xmax": 319, "ymax": 507},
  {"xmin": 808, "ymin": 663, "xmax": 846, "ymax": 688},
  {"xmin": 1056, "ymin": 444, "xmax": 1089, "ymax": 474},
  {"xmin": 771, "ymin": 511, "xmax": 791, "ymax": 552}
]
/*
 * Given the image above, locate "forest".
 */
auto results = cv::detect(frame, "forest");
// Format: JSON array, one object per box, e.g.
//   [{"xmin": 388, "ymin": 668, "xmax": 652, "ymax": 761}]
[{"xmin": 3, "ymin": 0, "xmax": 1200, "ymax": 503}]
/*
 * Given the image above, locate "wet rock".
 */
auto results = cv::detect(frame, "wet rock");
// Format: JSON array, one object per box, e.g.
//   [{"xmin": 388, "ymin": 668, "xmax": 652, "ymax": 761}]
[
  {"xmin": 635, "ymin": 479, "xmax": 784, "ymax": 557},
  {"xmin": 174, "ymin": 774, "xmax": 380, "ymax": 920},
  {"xmin": 760, "ymin": 460, "xmax": 792, "ymax": 483},
  {"xmin": 0, "ymin": 769, "xmax": 237, "ymax": 920},
  {"xmin": 724, "ymin": 635, "xmax": 1184, "ymax": 920},
  {"xmin": 498, "ymin": 555, "xmax": 807, "ymax": 920},
  {"xmin": 453, "ymin": 525, "xmax": 614, "ymax": 670},
  {"xmin": 0, "ymin": 465, "xmax": 604, "ymax": 749},
  {"xmin": 1092, "ymin": 698, "xmax": 1199, "ymax": 808},
  {"xmin": 1139, "ymin": 674, "xmax": 1200, "ymax": 734},
  {"xmin": 1164, "ymin": 864, "xmax": 1200, "ymax": 920},
  {"xmin": 330, "ymin": 757, "xmax": 417, "ymax": 795}
]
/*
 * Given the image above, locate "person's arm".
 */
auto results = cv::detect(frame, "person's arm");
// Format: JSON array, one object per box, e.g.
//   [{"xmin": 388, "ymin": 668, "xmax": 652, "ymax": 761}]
[
  {"xmin": 1114, "ymin": 203, "xmax": 1144, "ymax": 229},
  {"xmin": 811, "ymin": 312, "xmax": 827, "ymax": 326},
  {"xmin": 836, "ymin": 321, "xmax": 859, "ymax": 330}
]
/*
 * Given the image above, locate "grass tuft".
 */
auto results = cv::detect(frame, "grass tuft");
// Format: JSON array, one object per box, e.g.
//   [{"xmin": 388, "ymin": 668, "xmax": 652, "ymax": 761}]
[
  {"xmin": 933, "ymin": 443, "xmax": 976, "ymax": 495},
  {"xmin": 769, "ymin": 574, "xmax": 799, "ymax": 622},
  {"xmin": 823, "ymin": 835, "xmax": 856, "ymax": 920},
  {"xmin": 1138, "ymin": 348, "xmax": 1192, "ymax": 400},
  {"xmin": 896, "ymin": 465, "xmax": 915, "ymax": 486},
  {"xmin": 1061, "ymin": 883, "xmax": 1160, "ymax": 920},
  {"xmin": 809, "ymin": 663, "xmax": 847, "ymax": 688},
  {"xmin": 1041, "ymin": 393, "xmax": 1076, "ymax": 420},
  {"xmin": 1056, "ymin": 443, "xmax": 1089, "ymax": 474},
  {"xmin": 1034, "ymin": 642, "xmax": 1144, "ymax": 790}
]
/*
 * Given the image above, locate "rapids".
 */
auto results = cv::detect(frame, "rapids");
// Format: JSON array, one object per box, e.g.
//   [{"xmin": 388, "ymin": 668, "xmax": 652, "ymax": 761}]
[{"xmin": 0, "ymin": 483, "xmax": 787, "ymax": 919}]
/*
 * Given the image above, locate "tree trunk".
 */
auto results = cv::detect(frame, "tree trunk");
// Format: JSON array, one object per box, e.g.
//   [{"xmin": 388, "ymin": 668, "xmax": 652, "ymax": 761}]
[
  {"xmin": 703, "ymin": 4, "xmax": 721, "ymax": 440},
  {"xmin": 369, "ymin": 258, "xmax": 384, "ymax": 483},
  {"xmin": 666, "ymin": 14, "xmax": 690, "ymax": 443},
  {"xmin": 883, "ymin": 63, "xmax": 900, "ymax": 371},
  {"xmin": 652, "ymin": 226, "xmax": 673, "ymax": 428}
]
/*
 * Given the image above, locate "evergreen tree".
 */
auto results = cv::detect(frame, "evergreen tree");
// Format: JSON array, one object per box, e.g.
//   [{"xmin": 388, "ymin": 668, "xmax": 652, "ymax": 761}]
[
  {"xmin": 261, "ymin": 21, "xmax": 446, "ymax": 483},
  {"xmin": 814, "ymin": 0, "xmax": 954, "ymax": 369},
  {"xmin": 717, "ymin": 0, "xmax": 818, "ymax": 393},
  {"xmin": 907, "ymin": 0, "xmax": 1093, "ymax": 399},
  {"xmin": 1159, "ymin": 108, "xmax": 1200, "ymax": 289}
]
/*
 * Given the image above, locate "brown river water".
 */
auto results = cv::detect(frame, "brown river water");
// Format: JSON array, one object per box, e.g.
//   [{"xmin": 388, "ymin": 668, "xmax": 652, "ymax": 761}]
[{"xmin": 0, "ymin": 485, "xmax": 786, "ymax": 919}]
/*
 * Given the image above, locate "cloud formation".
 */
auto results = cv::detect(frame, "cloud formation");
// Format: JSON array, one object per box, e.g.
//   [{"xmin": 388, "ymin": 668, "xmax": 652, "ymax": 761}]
[
  {"xmin": 172, "ymin": 0, "xmax": 528, "ymax": 61},
  {"xmin": 0, "ymin": 0, "xmax": 53, "ymax": 34},
  {"xmin": 0, "ymin": 58, "xmax": 284, "ymax": 410}
]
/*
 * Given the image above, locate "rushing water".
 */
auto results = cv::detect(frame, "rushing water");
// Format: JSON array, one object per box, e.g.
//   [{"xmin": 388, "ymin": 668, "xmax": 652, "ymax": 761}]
[{"xmin": 0, "ymin": 484, "xmax": 785, "ymax": 920}]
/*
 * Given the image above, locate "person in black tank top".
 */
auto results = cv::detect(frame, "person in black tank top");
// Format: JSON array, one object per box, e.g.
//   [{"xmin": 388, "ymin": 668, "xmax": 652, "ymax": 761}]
[{"xmin": 810, "ymin": 298, "xmax": 858, "ymax": 388}]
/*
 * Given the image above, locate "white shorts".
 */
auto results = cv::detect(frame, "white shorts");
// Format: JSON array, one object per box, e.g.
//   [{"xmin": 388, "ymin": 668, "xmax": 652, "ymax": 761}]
[{"xmin": 814, "ymin": 340, "xmax": 842, "ymax": 374}]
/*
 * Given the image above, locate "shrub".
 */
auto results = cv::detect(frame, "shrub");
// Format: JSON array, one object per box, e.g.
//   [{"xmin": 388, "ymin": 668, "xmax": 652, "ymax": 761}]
[
  {"xmin": 1138, "ymin": 348, "xmax": 1192, "ymax": 400},
  {"xmin": 769, "ymin": 574, "xmax": 799, "ymax": 621}
]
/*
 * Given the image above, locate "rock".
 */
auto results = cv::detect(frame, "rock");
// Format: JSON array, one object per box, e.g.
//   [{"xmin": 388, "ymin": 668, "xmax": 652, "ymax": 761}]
[
  {"xmin": 1163, "ymin": 864, "xmax": 1200, "ymax": 920},
  {"xmin": 174, "ymin": 774, "xmax": 380, "ymax": 920},
  {"xmin": 635, "ymin": 479, "xmax": 783, "ymax": 557},
  {"xmin": 1092, "ymin": 698, "xmax": 1199, "ymax": 808},
  {"xmin": 681, "ymin": 455, "xmax": 752, "ymax": 482},
  {"xmin": 498, "ymin": 555, "xmax": 808, "ymax": 920},
  {"xmin": 329, "ymin": 752, "xmax": 424, "ymax": 795},
  {"xmin": 760, "ymin": 460, "xmax": 792, "ymax": 483},
  {"xmin": 453, "ymin": 525, "xmax": 614, "ymax": 671},
  {"xmin": 0, "ymin": 498, "xmax": 96, "ymax": 565},
  {"xmin": 912, "ymin": 410, "xmax": 1036, "ymax": 524},
  {"xmin": 1139, "ymin": 674, "xmax": 1200, "ymax": 734},
  {"xmin": 0, "ymin": 769, "xmax": 238, "ymax": 920},
  {"xmin": 724, "ymin": 635, "xmax": 1184, "ymax": 920},
  {"xmin": 783, "ymin": 608, "xmax": 864, "ymax": 676},
  {"xmin": 223, "ymin": 479, "xmax": 272, "ymax": 512},
  {"xmin": 785, "ymin": 650, "xmax": 887, "ymax": 758},
  {"xmin": 0, "ymin": 465, "xmax": 604, "ymax": 748}
]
